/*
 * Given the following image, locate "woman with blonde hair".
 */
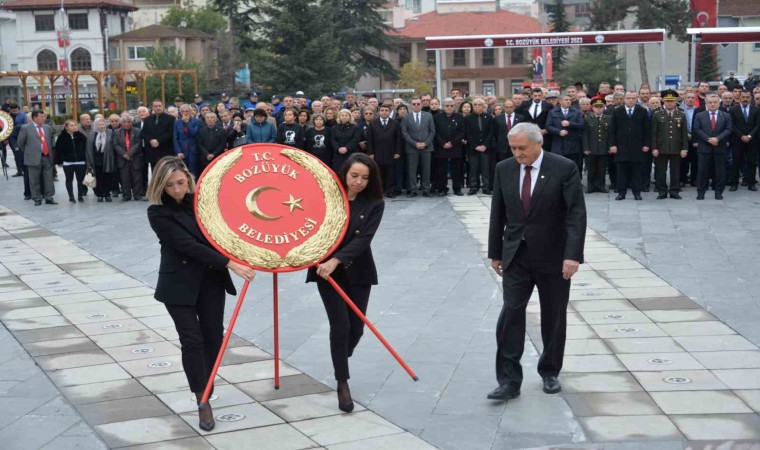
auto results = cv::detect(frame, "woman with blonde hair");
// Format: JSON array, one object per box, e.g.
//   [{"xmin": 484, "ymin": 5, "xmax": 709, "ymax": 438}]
[
  {"xmin": 330, "ymin": 109, "xmax": 360, "ymax": 172},
  {"xmin": 146, "ymin": 156, "xmax": 255, "ymax": 432}
]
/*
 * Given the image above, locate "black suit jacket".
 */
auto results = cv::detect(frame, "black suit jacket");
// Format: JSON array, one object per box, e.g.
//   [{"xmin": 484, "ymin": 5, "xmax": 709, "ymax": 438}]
[
  {"xmin": 365, "ymin": 118, "xmax": 402, "ymax": 165},
  {"xmin": 488, "ymin": 151, "xmax": 586, "ymax": 273},
  {"xmin": 491, "ymin": 113, "xmax": 526, "ymax": 154},
  {"xmin": 693, "ymin": 109, "xmax": 733, "ymax": 154},
  {"xmin": 141, "ymin": 113, "xmax": 176, "ymax": 154},
  {"xmin": 608, "ymin": 104, "xmax": 651, "ymax": 163},
  {"xmin": 729, "ymin": 104, "xmax": 760, "ymax": 143},
  {"xmin": 433, "ymin": 112, "xmax": 465, "ymax": 158},
  {"xmin": 306, "ymin": 196, "xmax": 385, "ymax": 286},
  {"xmin": 148, "ymin": 193, "xmax": 236, "ymax": 305}
]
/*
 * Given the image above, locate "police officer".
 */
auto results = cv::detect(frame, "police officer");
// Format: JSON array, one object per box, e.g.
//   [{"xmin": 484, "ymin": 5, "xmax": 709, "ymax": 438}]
[
  {"xmin": 652, "ymin": 89, "xmax": 689, "ymax": 199},
  {"xmin": 582, "ymin": 97, "xmax": 610, "ymax": 193}
]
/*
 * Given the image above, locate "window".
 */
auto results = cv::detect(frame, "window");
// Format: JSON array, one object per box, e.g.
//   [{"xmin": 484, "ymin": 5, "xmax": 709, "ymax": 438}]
[
  {"xmin": 35, "ymin": 14, "xmax": 55, "ymax": 32},
  {"xmin": 426, "ymin": 50, "xmax": 436, "ymax": 67},
  {"xmin": 398, "ymin": 44, "xmax": 411, "ymax": 68},
  {"xmin": 109, "ymin": 46, "xmax": 120, "ymax": 61},
  {"xmin": 510, "ymin": 48, "xmax": 525, "ymax": 65},
  {"xmin": 120, "ymin": 16, "xmax": 125, "ymax": 33},
  {"xmin": 70, "ymin": 48, "xmax": 92, "ymax": 70},
  {"xmin": 483, "ymin": 81, "xmax": 495, "ymax": 96},
  {"xmin": 378, "ymin": 10, "xmax": 392, "ymax": 23},
  {"xmin": 37, "ymin": 50, "xmax": 57, "ymax": 71},
  {"xmin": 754, "ymin": 42, "xmax": 760, "ymax": 51},
  {"xmin": 574, "ymin": 4, "xmax": 591, "ymax": 18},
  {"xmin": 127, "ymin": 46, "xmax": 150, "ymax": 60},
  {"xmin": 482, "ymin": 48, "xmax": 495, "ymax": 66},
  {"xmin": 68, "ymin": 13, "xmax": 89, "ymax": 30},
  {"xmin": 453, "ymin": 49, "xmax": 466, "ymax": 66},
  {"xmin": 406, "ymin": 0, "xmax": 421, "ymax": 13}
]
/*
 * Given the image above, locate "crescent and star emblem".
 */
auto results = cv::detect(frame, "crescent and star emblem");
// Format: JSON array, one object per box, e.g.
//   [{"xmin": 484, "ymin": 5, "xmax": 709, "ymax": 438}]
[{"xmin": 246, "ymin": 186, "xmax": 303, "ymax": 221}]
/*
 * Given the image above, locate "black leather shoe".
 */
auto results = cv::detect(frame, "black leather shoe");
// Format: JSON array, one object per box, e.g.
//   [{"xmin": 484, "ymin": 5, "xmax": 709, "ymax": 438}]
[
  {"xmin": 337, "ymin": 382, "xmax": 354, "ymax": 413},
  {"xmin": 741, "ymin": 180, "xmax": 748, "ymax": 186},
  {"xmin": 487, "ymin": 384, "xmax": 520, "ymax": 400},
  {"xmin": 615, "ymin": 194, "xmax": 625, "ymax": 201},
  {"xmin": 45, "ymin": 200, "xmax": 58, "ymax": 205},
  {"xmin": 642, "ymin": 187, "xmax": 650, "ymax": 193},
  {"xmin": 669, "ymin": 193, "xmax": 682, "ymax": 199},
  {"xmin": 482, "ymin": 190, "xmax": 492, "ymax": 195},
  {"xmin": 197, "ymin": 402, "xmax": 215, "ymax": 432},
  {"xmin": 715, "ymin": 194, "xmax": 724, "ymax": 200},
  {"xmin": 78, "ymin": 197, "xmax": 84, "ymax": 203},
  {"xmin": 69, "ymin": 197, "xmax": 76, "ymax": 204},
  {"xmin": 454, "ymin": 190, "xmax": 464, "ymax": 196},
  {"xmin": 634, "ymin": 194, "xmax": 643, "ymax": 200},
  {"xmin": 422, "ymin": 191, "xmax": 432, "ymax": 197},
  {"xmin": 34, "ymin": 200, "xmax": 42, "ymax": 206},
  {"xmin": 385, "ymin": 193, "xmax": 395, "ymax": 199},
  {"xmin": 599, "ymin": 188, "xmax": 609, "ymax": 194},
  {"xmin": 657, "ymin": 193, "xmax": 667, "ymax": 199},
  {"xmin": 97, "ymin": 197, "xmax": 104, "ymax": 203},
  {"xmin": 105, "ymin": 196, "xmax": 112, "ymax": 202},
  {"xmin": 12, "ymin": 172, "xmax": 22, "ymax": 177},
  {"xmin": 729, "ymin": 185, "xmax": 738, "ymax": 192},
  {"xmin": 467, "ymin": 188, "xmax": 478, "ymax": 196},
  {"xmin": 697, "ymin": 194, "xmax": 705, "ymax": 200},
  {"xmin": 542, "ymin": 376, "xmax": 561, "ymax": 394},
  {"xmin": 24, "ymin": 195, "xmax": 31, "ymax": 200},
  {"xmin": 749, "ymin": 185, "xmax": 758, "ymax": 192},
  {"xmin": 407, "ymin": 191, "xmax": 417, "ymax": 198}
]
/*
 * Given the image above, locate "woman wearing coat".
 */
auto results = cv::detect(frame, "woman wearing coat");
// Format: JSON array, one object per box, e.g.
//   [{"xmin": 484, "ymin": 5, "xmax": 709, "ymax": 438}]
[
  {"xmin": 146, "ymin": 156, "xmax": 255, "ymax": 432},
  {"xmin": 330, "ymin": 109, "xmax": 361, "ymax": 173},
  {"xmin": 86, "ymin": 118, "xmax": 116, "ymax": 202},
  {"xmin": 54, "ymin": 119, "xmax": 88, "ymax": 203},
  {"xmin": 306, "ymin": 153, "xmax": 385, "ymax": 413}
]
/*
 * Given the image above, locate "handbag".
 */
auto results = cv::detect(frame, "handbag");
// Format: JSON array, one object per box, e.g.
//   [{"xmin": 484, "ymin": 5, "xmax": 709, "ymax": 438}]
[{"xmin": 83, "ymin": 170, "xmax": 97, "ymax": 188}]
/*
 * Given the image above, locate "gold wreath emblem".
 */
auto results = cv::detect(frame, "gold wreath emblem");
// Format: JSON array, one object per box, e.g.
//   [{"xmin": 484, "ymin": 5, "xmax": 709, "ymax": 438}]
[
  {"xmin": 196, "ymin": 148, "xmax": 347, "ymax": 270},
  {"xmin": 0, "ymin": 111, "xmax": 14, "ymax": 142}
]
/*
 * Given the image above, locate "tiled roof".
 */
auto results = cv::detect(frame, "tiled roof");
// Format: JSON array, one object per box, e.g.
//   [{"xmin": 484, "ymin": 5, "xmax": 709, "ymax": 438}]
[
  {"xmin": 2, "ymin": 0, "xmax": 137, "ymax": 11},
  {"xmin": 718, "ymin": 0, "xmax": 760, "ymax": 17},
  {"xmin": 111, "ymin": 24, "xmax": 214, "ymax": 41},
  {"xmin": 393, "ymin": 10, "xmax": 541, "ymax": 40}
]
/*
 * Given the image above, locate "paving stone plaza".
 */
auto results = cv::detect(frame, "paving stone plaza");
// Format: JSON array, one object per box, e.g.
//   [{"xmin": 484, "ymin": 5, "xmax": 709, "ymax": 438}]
[{"xmin": 0, "ymin": 170, "xmax": 759, "ymax": 449}]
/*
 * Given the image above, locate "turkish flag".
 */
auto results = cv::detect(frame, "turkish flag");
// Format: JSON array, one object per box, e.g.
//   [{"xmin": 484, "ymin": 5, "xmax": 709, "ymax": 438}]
[
  {"xmin": 691, "ymin": 0, "xmax": 717, "ymax": 27},
  {"xmin": 545, "ymin": 47, "xmax": 553, "ymax": 81}
]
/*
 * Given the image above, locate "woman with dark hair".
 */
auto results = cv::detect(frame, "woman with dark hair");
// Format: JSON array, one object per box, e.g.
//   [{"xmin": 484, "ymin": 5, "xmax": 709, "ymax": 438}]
[
  {"xmin": 459, "ymin": 101, "xmax": 473, "ymax": 116},
  {"xmin": 55, "ymin": 119, "xmax": 88, "ymax": 203},
  {"xmin": 297, "ymin": 109, "xmax": 311, "ymax": 132},
  {"xmin": 276, "ymin": 108, "xmax": 305, "ymax": 149},
  {"xmin": 395, "ymin": 104, "xmax": 408, "ymax": 123},
  {"xmin": 305, "ymin": 113, "xmax": 333, "ymax": 167},
  {"xmin": 306, "ymin": 153, "xmax": 385, "ymax": 413}
]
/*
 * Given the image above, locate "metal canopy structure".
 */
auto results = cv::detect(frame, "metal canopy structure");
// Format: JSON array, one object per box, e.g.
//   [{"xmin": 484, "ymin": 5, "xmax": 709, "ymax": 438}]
[
  {"xmin": 0, "ymin": 69, "xmax": 198, "ymax": 118},
  {"xmin": 687, "ymin": 27, "xmax": 760, "ymax": 82},
  {"xmin": 424, "ymin": 29, "xmax": 668, "ymax": 95}
]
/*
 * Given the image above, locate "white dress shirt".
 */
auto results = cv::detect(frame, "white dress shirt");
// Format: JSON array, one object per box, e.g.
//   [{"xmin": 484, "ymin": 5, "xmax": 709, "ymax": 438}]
[{"xmin": 519, "ymin": 150, "xmax": 544, "ymax": 199}]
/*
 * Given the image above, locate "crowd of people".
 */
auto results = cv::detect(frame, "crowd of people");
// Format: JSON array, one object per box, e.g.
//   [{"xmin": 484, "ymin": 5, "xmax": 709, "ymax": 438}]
[{"xmin": 3, "ymin": 75, "xmax": 760, "ymax": 205}]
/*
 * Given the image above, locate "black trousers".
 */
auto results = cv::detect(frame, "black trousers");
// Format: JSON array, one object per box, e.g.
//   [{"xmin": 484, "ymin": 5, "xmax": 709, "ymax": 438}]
[
  {"xmin": 586, "ymin": 155, "xmax": 607, "ymax": 192},
  {"xmin": 316, "ymin": 277, "xmax": 371, "ymax": 381},
  {"xmin": 148, "ymin": 148, "xmax": 175, "ymax": 177},
  {"xmin": 563, "ymin": 153, "xmax": 583, "ymax": 179},
  {"xmin": 434, "ymin": 157, "xmax": 463, "ymax": 192},
  {"xmin": 496, "ymin": 242, "xmax": 570, "ymax": 387},
  {"xmin": 63, "ymin": 165, "xmax": 86, "ymax": 199},
  {"xmin": 488, "ymin": 153, "xmax": 510, "ymax": 191},
  {"xmin": 640, "ymin": 151, "xmax": 654, "ymax": 187},
  {"xmin": 698, "ymin": 152, "xmax": 727, "ymax": 195},
  {"xmin": 616, "ymin": 161, "xmax": 642, "ymax": 196},
  {"xmin": 119, "ymin": 162, "xmax": 145, "ymax": 199},
  {"xmin": 378, "ymin": 163, "xmax": 395, "ymax": 195},
  {"xmin": 731, "ymin": 140, "xmax": 757, "ymax": 186},
  {"xmin": 165, "ymin": 270, "xmax": 226, "ymax": 393},
  {"xmin": 467, "ymin": 150, "xmax": 489, "ymax": 190},
  {"xmin": 654, "ymin": 154, "xmax": 682, "ymax": 194},
  {"xmin": 607, "ymin": 154, "xmax": 617, "ymax": 186},
  {"xmin": 93, "ymin": 165, "xmax": 116, "ymax": 198},
  {"xmin": 680, "ymin": 144, "xmax": 699, "ymax": 185}
]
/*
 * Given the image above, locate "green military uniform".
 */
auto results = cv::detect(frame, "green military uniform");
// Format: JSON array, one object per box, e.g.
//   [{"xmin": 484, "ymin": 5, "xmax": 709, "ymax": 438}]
[
  {"xmin": 582, "ymin": 97, "xmax": 610, "ymax": 193},
  {"xmin": 652, "ymin": 89, "xmax": 689, "ymax": 198}
]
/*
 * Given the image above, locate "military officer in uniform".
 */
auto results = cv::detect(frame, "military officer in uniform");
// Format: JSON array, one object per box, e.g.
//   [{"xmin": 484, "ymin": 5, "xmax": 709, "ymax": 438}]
[
  {"xmin": 652, "ymin": 89, "xmax": 689, "ymax": 199},
  {"xmin": 582, "ymin": 97, "xmax": 610, "ymax": 193}
]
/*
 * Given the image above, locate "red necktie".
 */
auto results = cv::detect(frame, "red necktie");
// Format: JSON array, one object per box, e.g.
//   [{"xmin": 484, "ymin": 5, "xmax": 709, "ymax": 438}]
[
  {"xmin": 507, "ymin": 114, "xmax": 512, "ymax": 131},
  {"xmin": 521, "ymin": 166, "xmax": 533, "ymax": 215},
  {"xmin": 710, "ymin": 112, "xmax": 716, "ymax": 130},
  {"xmin": 38, "ymin": 126, "xmax": 49, "ymax": 156},
  {"xmin": 125, "ymin": 130, "xmax": 131, "ymax": 150}
]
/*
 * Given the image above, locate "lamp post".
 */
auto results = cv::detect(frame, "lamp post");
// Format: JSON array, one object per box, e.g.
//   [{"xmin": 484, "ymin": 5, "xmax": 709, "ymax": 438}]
[{"xmin": 57, "ymin": 0, "xmax": 69, "ymax": 115}]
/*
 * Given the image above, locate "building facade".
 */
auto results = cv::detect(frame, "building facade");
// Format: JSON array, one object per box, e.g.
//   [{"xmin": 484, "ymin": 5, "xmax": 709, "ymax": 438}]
[{"xmin": 109, "ymin": 24, "xmax": 215, "ymax": 72}]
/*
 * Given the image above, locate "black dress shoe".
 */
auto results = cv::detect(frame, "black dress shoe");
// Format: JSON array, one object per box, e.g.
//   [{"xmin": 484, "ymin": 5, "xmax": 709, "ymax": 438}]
[
  {"xmin": 121, "ymin": 196, "xmax": 132, "ymax": 202},
  {"xmin": 385, "ymin": 193, "xmax": 395, "ymax": 199},
  {"xmin": 642, "ymin": 187, "xmax": 650, "ymax": 193},
  {"xmin": 669, "ymin": 193, "xmax": 682, "ymax": 199},
  {"xmin": 78, "ymin": 197, "xmax": 84, "ymax": 203},
  {"xmin": 24, "ymin": 195, "xmax": 31, "ymax": 200},
  {"xmin": 599, "ymin": 188, "xmax": 609, "ymax": 194},
  {"xmin": 34, "ymin": 200, "xmax": 42, "ymax": 206},
  {"xmin": 407, "ymin": 191, "xmax": 417, "ymax": 198},
  {"xmin": 454, "ymin": 190, "xmax": 464, "ymax": 196},
  {"xmin": 715, "ymin": 193, "xmax": 724, "ymax": 200},
  {"xmin": 657, "ymin": 193, "xmax": 667, "ymax": 199},
  {"xmin": 97, "ymin": 197, "xmax": 104, "ymax": 203},
  {"xmin": 105, "ymin": 196, "xmax": 112, "ymax": 202},
  {"xmin": 12, "ymin": 172, "xmax": 22, "ymax": 177},
  {"xmin": 615, "ymin": 194, "xmax": 625, "ymax": 201},
  {"xmin": 729, "ymin": 185, "xmax": 738, "ymax": 192},
  {"xmin": 482, "ymin": 190, "xmax": 492, "ymax": 195},
  {"xmin": 741, "ymin": 180, "xmax": 748, "ymax": 186},
  {"xmin": 697, "ymin": 193, "xmax": 705, "ymax": 200},
  {"xmin": 542, "ymin": 376, "xmax": 562, "ymax": 394},
  {"xmin": 337, "ymin": 383, "xmax": 354, "ymax": 413},
  {"xmin": 467, "ymin": 188, "xmax": 478, "ymax": 196},
  {"xmin": 634, "ymin": 194, "xmax": 643, "ymax": 200},
  {"xmin": 45, "ymin": 200, "xmax": 58, "ymax": 205},
  {"xmin": 486, "ymin": 384, "xmax": 520, "ymax": 400},
  {"xmin": 422, "ymin": 191, "xmax": 432, "ymax": 197},
  {"xmin": 437, "ymin": 191, "xmax": 447, "ymax": 197},
  {"xmin": 749, "ymin": 185, "xmax": 758, "ymax": 192},
  {"xmin": 69, "ymin": 197, "xmax": 76, "ymax": 204}
]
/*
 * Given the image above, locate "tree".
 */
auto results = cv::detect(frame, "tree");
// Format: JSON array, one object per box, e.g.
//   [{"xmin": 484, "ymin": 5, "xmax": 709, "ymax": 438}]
[
  {"xmin": 324, "ymin": 0, "xmax": 398, "ymax": 83},
  {"xmin": 144, "ymin": 47, "xmax": 205, "ymax": 103},
  {"xmin": 557, "ymin": 49, "xmax": 625, "ymax": 93},
  {"xmin": 249, "ymin": 0, "xmax": 350, "ymax": 97},
  {"xmin": 394, "ymin": 61, "xmax": 434, "ymax": 95},
  {"xmin": 160, "ymin": 6, "xmax": 227, "ymax": 34},
  {"xmin": 696, "ymin": 44, "xmax": 720, "ymax": 81},
  {"xmin": 547, "ymin": 0, "xmax": 571, "ymax": 74}
]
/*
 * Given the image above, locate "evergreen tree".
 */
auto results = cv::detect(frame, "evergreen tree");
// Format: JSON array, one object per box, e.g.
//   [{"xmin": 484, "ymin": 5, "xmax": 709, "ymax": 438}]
[
  {"xmin": 547, "ymin": 0, "xmax": 570, "ymax": 74},
  {"xmin": 557, "ymin": 49, "xmax": 625, "ymax": 93},
  {"xmin": 324, "ymin": 0, "xmax": 398, "ymax": 83},
  {"xmin": 250, "ymin": 0, "xmax": 350, "ymax": 96},
  {"xmin": 696, "ymin": 44, "xmax": 720, "ymax": 81}
]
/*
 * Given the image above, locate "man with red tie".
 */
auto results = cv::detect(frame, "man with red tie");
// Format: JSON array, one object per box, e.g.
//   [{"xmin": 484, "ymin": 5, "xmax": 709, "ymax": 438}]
[
  {"xmin": 694, "ymin": 94, "xmax": 733, "ymax": 200},
  {"xmin": 17, "ymin": 110, "xmax": 56, "ymax": 205}
]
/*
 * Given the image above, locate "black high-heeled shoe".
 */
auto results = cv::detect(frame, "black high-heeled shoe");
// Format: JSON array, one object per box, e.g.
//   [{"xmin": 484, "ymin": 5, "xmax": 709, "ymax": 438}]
[
  {"xmin": 337, "ymin": 383, "xmax": 354, "ymax": 413},
  {"xmin": 197, "ymin": 402, "xmax": 215, "ymax": 431}
]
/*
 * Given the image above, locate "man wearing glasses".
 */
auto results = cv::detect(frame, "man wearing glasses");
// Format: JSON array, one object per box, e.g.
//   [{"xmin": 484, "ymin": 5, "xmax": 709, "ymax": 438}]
[
  {"xmin": 401, "ymin": 97, "xmax": 436, "ymax": 197},
  {"xmin": 433, "ymin": 99, "xmax": 465, "ymax": 196}
]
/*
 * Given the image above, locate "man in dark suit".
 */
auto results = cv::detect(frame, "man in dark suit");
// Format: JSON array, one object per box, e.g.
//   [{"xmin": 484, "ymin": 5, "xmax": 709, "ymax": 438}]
[
  {"xmin": 546, "ymin": 95, "xmax": 585, "ymax": 176},
  {"xmin": 520, "ymin": 88, "xmax": 552, "ymax": 151},
  {"xmin": 694, "ymin": 94, "xmax": 733, "ymax": 200},
  {"xmin": 141, "ymin": 99, "xmax": 176, "ymax": 176},
  {"xmin": 729, "ymin": 90, "xmax": 760, "ymax": 191},
  {"xmin": 112, "ymin": 115, "xmax": 144, "ymax": 201},
  {"xmin": 491, "ymin": 100, "xmax": 525, "ymax": 187},
  {"xmin": 609, "ymin": 92, "xmax": 651, "ymax": 200},
  {"xmin": 680, "ymin": 92, "xmax": 704, "ymax": 187},
  {"xmin": 400, "ymin": 97, "xmax": 436, "ymax": 197},
  {"xmin": 197, "ymin": 112, "xmax": 227, "ymax": 174},
  {"xmin": 366, "ymin": 104, "xmax": 402, "ymax": 197},
  {"xmin": 487, "ymin": 122, "xmax": 586, "ymax": 401},
  {"xmin": 463, "ymin": 98, "xmax": 494, "ymax": 195},
  {"xmin": 433, "ymin": 98, "xmax": 465, "ymax": 196},
  {"xmin": 17, "ymin": 110, "xmax": 56, "ymax": 205}
]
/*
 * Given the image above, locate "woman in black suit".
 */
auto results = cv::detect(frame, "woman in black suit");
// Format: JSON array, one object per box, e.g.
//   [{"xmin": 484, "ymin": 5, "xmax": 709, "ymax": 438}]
[
  {"xmin": 146, "ymin": 156, "xmax": 255, "ymax": 431},
  {"xmin": 306, "ymin": 153, "xmax": 385, "ymax": 412}
]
